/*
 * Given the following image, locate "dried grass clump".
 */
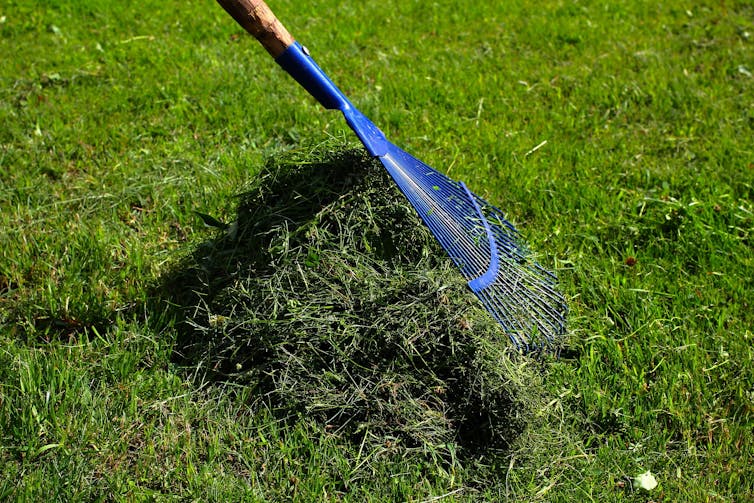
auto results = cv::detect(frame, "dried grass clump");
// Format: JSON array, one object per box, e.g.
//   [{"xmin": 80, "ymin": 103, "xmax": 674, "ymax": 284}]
[{"xmin": 172, "ymin": 148, "xmax": 543, "ymax": 457}]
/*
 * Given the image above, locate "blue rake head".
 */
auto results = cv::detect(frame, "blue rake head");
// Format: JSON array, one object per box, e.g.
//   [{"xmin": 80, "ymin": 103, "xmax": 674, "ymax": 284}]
[
  {"xmin": 274, "ymin": 42, "xmax": 567, "ymax": 351},
  {"xmin": 378, "ymin": 146, "xmax": 567, "ymax": 350}
]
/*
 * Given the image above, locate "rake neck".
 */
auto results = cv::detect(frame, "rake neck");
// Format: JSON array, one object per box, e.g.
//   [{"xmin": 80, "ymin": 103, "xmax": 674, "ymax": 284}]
[
  {"xmin": 276, "ymin": 42, "xmax": 389, "ymax": 157},
  {"xmin": 276, "ymin": 42, "xmax": 349, "ymax": 109}
]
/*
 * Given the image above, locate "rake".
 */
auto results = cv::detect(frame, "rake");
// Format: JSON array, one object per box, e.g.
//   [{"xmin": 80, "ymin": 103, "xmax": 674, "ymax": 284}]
[{"xmin": 216, "ymin": 0, "xmax": 567, "ymax": 351}]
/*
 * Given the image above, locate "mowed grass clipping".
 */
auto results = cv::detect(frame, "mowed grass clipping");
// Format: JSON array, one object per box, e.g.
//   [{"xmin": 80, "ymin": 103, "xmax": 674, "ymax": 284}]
[
  {"xmin": 168, "ymin": 149, "xmax": 546, "ymax": 460},
  {"xmin": 1, "ymin": 0, "xmax": 753, "ymax": 501}
]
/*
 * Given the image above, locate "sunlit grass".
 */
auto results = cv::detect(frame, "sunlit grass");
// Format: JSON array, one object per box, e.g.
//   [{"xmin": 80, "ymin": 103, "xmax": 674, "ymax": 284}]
[{"xmin": 1, "ymin": 0, "xmax": 752, "ymax": 500}]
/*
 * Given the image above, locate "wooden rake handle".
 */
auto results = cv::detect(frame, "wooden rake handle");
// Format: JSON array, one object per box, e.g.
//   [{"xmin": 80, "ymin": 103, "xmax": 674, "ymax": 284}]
[{"xmin": 216, "ymin": 0, "xmax": 295, "ymax": 58}]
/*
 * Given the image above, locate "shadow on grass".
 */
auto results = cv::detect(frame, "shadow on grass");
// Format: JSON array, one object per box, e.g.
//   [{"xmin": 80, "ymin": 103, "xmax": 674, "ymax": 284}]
[
  {"xmin": 160, "ymin": 148, "xmax": 375, "ymax": 336},
  {"xmin": 156, "ymin": 147, "xmax": 534, "ymax": 462}
]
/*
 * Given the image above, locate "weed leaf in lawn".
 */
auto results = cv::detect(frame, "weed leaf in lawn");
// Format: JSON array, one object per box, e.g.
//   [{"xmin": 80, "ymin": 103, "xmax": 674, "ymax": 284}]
[{"xmin": 193, "ymin": 211, "xmax": 229, "ymax": 230}]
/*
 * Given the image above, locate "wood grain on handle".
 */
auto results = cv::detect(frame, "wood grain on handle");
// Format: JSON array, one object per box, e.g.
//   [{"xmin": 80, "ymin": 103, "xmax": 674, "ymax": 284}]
[{"xmin": 216, "ymin": 0, "xmax": 295, "ymax": 58}]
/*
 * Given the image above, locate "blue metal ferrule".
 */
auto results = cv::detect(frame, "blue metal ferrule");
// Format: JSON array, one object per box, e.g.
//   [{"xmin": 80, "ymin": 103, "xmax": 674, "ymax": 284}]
[
  {"xmin": 275, "ymin": 42, "xmax": 389, "ymax": 157},
  {"xmin": 275, "ymin": 42, "xmax": 349, "ymax": 110}
]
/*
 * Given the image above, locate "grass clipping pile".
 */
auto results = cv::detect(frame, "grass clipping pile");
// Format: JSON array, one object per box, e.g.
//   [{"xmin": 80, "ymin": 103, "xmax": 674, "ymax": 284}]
[{"xmin": 176, "ymin": 148, "xmax": 545, "ymax": 457}]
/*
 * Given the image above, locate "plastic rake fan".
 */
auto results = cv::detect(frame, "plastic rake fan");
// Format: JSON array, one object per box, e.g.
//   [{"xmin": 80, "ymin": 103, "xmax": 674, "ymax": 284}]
[
  {"xmin": 216, "ymin": 0, "xmax": 568, "ymax": 351},
  {"xmin": 379, "ymin": 148, "xmax": 566, "ymax": 349}
]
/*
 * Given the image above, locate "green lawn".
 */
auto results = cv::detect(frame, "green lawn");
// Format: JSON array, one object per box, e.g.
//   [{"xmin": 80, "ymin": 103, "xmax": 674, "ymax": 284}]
[{"xmin": 1, "ymin": 0, "xmax": 753, "ymax": 500}]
